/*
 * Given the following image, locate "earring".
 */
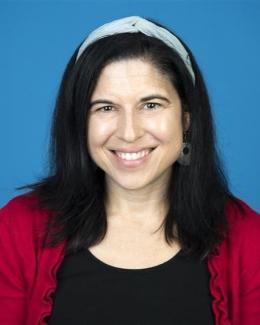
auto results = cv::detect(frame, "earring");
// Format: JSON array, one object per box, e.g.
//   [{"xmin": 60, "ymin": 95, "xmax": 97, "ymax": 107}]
[{"xmin": 177, "ymin": 132, "xmax": 191, "ymax": 166}]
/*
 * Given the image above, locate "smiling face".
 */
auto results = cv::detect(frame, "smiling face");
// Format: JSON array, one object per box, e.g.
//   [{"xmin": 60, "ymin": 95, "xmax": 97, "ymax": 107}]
[{"xmin": 87, "ymin": 58, "xmax": 190, "ymax": 192}]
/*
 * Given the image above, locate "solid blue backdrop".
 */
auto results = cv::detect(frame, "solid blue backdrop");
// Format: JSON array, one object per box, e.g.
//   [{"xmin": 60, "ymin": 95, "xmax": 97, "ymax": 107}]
[{"xmin": 0, "ymin": 0, "xmax": 259, "ymax": 210}]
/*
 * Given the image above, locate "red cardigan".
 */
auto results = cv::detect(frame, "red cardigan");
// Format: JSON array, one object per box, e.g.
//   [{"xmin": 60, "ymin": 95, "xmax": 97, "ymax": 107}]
[{"xmin": 0, "ymin": 194, "xmax": 260, "ymax": 325}]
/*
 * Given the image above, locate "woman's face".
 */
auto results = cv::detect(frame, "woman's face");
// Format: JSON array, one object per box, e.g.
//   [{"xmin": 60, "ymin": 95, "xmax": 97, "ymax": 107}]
[{"xmin": 87, "ymin": 58, "xmax": 189, "ymax": 191}]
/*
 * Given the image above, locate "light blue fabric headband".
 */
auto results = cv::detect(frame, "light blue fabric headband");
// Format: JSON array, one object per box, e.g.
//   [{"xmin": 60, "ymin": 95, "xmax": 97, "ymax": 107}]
[{"xmin": 76, "ymin": 16, "xmax": 195, "ymax": 85}]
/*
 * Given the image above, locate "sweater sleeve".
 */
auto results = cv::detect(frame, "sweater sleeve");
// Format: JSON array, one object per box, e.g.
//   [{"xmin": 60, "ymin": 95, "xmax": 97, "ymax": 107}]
[
  {"xmin": 0, "ymin": 198, "xmax": 29, "ymax": 325},
  {"xmin": 207, "ymin": 198, "xmax": 260, "ymax": 325},
  {"xmin": 238, "ymin": 201, "xmax": 260, "ymax": 324}
]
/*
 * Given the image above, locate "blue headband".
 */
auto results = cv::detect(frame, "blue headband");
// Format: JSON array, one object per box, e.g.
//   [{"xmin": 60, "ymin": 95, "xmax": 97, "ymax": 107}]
[{"xmin": 76, "ymin": 16, "xmax": 195, "ymax": 85}]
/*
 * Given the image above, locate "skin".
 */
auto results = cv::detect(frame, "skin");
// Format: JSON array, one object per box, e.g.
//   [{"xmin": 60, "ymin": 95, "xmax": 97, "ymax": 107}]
[{"xmin": 87, "ymin": 58, "xmax": 190, "ymax": 235}]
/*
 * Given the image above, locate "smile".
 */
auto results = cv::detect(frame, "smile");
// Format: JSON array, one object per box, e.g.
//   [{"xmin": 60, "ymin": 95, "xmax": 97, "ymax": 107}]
[
  {"xmin": 110, "ymin": 148, "xmax": 156, "ymax": 168},
  {"xmin": 115, "ymin": 149, "xmax": 152, "ymax": 161}
]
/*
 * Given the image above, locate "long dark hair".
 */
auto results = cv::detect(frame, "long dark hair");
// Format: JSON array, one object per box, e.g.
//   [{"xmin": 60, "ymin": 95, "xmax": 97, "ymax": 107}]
[{"xmin": 17, "ymin": 17, "xmax": 244, "ymax": 261}]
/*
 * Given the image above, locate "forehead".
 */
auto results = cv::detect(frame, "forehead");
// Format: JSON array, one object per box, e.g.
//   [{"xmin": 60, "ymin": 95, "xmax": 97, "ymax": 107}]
[{"xmin": 91, "ymin": 58, "xmax": 177, "ymax": 98}]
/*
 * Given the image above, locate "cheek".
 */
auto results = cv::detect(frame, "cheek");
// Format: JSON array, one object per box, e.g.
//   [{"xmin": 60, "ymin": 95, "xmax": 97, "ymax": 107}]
[
  {"xmin": 150, "ymin": 115, "xmax": 183, "ymax": 144},
  {"xmin": 87, "ymin": 118, "xmax": 113, "ymax": 151}
]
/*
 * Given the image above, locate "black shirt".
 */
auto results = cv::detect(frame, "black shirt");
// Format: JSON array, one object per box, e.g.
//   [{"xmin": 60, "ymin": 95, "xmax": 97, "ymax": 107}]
[{"xmin": 47, "ymin": 248, "xmax": 215, "ymax": 325}]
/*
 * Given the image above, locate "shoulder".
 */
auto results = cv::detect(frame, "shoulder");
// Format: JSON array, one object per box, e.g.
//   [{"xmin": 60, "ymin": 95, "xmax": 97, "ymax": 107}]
[
  {"xmin": 0, "ymin": 192, "xmax": 50, "ymax": 218},
  {"xmin": 208, "ymin": 197, "xmax": 260, "ymax": 262},
  {"xmin": 209, "ymin": 197, "xmax": 260, "ymax": 273},
  {"xmin": 225, "ymin": 197, "xmax": 260, "ymax": 243},
  {"xmin": 0, "ymin": 193, "xmax": 50, "ymax": 245},
  {"xmin": 1, "ymin": 192, "xmax": 44, "ymax": 215},
  {"xmin": 0, "ymin": 193, "xmax": 66, "ymax": 303},
  {"xmin": 208, "ymin": 196, "xmax": 260, "ymax": 279},
  {"xmin": 208, "ymin": 199, "xmax": 260, "ymax": 322}
]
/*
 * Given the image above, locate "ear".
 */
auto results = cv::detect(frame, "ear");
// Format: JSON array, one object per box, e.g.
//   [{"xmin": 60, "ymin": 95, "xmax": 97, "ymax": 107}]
[{"xmin": 183, "ymin": 112, "xmax": 191, "ymax": 132}]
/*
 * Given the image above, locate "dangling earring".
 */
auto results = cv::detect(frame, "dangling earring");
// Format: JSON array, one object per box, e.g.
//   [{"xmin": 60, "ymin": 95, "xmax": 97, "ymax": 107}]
[{"xmin": 177, "ymin": 132, "xmax": 191, "ymax": 166}]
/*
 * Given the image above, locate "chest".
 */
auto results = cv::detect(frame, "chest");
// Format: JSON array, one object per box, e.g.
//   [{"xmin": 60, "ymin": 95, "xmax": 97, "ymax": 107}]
[{"xmin": 88, "ymin": 220, "xmax": 181, "ymax": 269}]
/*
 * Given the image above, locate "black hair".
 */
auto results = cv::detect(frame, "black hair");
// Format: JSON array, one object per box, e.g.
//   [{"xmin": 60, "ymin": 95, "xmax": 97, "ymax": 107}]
[{"xmin": 17, "ymin": 17, "xmax": 245, "ymax": 261}]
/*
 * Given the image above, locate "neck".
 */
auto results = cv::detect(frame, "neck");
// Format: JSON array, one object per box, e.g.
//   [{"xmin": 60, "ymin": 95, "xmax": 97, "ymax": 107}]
[{"xmin": 104, "ymin": 176, "xmax": 170, "ymax": 230}]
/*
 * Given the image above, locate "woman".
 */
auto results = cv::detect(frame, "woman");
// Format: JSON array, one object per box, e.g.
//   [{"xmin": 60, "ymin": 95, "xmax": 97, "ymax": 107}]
[{"xmin": 0, "ymin": 16, "xmax": 259, "ymax": 325}]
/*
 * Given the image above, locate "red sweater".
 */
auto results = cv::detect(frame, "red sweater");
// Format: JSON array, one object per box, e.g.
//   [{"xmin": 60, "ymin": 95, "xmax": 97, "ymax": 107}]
[{"xmin": 0, "ymin": 194, "xmax": 260, "ymax": 325}]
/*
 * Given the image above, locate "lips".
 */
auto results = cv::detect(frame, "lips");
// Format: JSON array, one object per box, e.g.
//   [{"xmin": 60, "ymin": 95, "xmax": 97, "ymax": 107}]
[
  {"xmin": 109, "ymin": 147, "xmax": 156, "ymax": 168},
  {"xmin": 115, "ymin": 148, "xmax": 152, "ymax": 160},
  {"xmin": 110, "ymin": 148, "xmax": 156, "ymax": 160}
]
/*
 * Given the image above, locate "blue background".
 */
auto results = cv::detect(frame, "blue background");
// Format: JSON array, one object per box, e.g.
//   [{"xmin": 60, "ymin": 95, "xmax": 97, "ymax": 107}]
[{"xmin": 1, "ymin": 0, "xmax": 259, "ymax": 211}]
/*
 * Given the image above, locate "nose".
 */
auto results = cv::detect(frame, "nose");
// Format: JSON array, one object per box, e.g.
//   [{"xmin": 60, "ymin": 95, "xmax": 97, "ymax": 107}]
[{"xmin": 116, "ymin": 109, "xmax": 143, "ymax": 142}]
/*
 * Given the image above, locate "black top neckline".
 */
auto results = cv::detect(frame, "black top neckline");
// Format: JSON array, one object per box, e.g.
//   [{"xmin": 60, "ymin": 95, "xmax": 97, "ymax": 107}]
[{"xmin": 82, "ymin": 247, "xmax": 184, "ymax": 273}]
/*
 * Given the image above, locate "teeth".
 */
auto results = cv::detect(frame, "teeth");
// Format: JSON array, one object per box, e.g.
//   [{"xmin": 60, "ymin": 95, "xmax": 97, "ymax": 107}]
[{"xmin": 115, "ymin": 149, "xmax": 152, "ymax": 161}]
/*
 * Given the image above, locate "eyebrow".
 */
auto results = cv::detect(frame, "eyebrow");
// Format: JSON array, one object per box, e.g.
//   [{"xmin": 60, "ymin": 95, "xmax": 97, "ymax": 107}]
[{"xmin": 89, "ymin": 94, "xmax": 171, "ymax": 107}]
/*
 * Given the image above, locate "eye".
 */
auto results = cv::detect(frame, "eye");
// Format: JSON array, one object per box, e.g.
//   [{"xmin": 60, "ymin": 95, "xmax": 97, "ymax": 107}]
[
  {"xmin": 96, "ymin": 106, "xmax": 114, "ymax": 113},
  {"xmin": 144, "ymin": 102, "xmax": 162, "ymax": 110},
  {"xmin": 95, "ymin": 103, "xmax": 162, "ymax": 113}
]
